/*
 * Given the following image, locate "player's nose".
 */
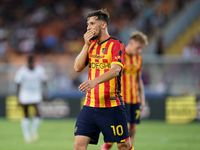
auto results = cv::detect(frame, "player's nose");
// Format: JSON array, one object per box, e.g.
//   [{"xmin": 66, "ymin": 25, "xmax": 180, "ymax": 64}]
[{"xmin": 87, "ymin": 25, "xmax": 91, "ymax": 31}]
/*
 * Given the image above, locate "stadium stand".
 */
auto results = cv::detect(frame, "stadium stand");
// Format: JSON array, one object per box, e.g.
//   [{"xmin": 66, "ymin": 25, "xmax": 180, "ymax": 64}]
[{"xmin": 0, "ymin": 0, "xmax": 199, "ymax": 96}]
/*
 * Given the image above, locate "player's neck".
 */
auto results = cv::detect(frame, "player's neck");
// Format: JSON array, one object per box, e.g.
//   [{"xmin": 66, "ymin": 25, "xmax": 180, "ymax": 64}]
[
  {"xmin": 28, "ymin": 66, "xmax": 34, "ymax": 70},
  {"xmin": 97, "ymin": 31, "xmax": 110, "ymax": 43},
  {"xmin": 126, "ymin": 49, "xmax": 135, "ymax": 57}
]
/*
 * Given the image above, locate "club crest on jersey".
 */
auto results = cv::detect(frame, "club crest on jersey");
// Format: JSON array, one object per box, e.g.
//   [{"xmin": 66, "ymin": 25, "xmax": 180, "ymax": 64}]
[{"xmin": 102, "ymin": 48, "xmax": 106, "ymax": 54}]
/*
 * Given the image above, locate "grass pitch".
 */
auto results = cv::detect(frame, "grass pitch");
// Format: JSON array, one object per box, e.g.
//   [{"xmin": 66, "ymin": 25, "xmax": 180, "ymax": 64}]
[{"xmin": 0, "ymin": 118, "xmax": 200, "ymax": 150}]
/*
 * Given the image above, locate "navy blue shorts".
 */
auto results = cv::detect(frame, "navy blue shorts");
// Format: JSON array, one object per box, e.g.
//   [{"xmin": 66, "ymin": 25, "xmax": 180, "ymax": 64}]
[
  {"xmin": 74, "ymin": 105, "xmax": 129, "ymax": 145},
  {"xmin": 125, "ymin": 103, "xmax": 140, "ymax": 124}
]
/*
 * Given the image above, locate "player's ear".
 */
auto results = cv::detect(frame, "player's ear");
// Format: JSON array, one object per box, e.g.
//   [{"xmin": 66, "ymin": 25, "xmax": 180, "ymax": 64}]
[{"xmin": 101, "ymin": 22, "xmax": 107, "ymax": 29}]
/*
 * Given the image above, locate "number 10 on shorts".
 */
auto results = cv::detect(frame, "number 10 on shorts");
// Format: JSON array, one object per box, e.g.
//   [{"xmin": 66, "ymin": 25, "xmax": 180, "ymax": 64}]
[{"xmin": 111, "ymin": 125, "xmax": 123, "ymax": 136}]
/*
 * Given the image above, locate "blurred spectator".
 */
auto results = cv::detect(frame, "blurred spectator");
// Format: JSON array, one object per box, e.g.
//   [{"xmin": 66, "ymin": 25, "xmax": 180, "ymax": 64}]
[
  {"xmin": 142, "ymin": 70, "xmax": 150, "ymax": 86},
  {"xmin": 182, "ymin": 43, "xmax": 193, "ymax": 59},
  {"xmin": 0, "ymin": 0, "xmax": 190, "ymax": 56},
  {"xmin": 154, "ymin": 73, "xmax": 172, "ymax": 95},
  {"xmin": 0, "ymin": 38, "xmax": 8, "ymax": 60},
  {"xmin": 0, "ymin": 0, "xmax": 192, "ymax": 93},
  {"xmin": 154, "ymin": 78, "xmax": 167, "ymax": 94},
  {"xmin": 53, "ymin": 66, "xmax": 74, "ymax": 91},
  {"xmin": 156, "ymin": 31, "xmax": 165, "ymax": 55},
  {"xmin": 0, "ymin": 26, "xmax": 9, "ymax": 60},
  {"xmin": 18, "ymin": 37, "xmax": 35, "ymax": 53},
  {"xmin": 182, "ymin": 30, "xmax": 200, "ymax": 58}
]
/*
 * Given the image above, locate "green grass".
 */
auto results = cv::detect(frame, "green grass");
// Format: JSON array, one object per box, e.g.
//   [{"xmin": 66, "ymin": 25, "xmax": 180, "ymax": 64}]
[{"xmin": 0, "ymin": 118, "xmax": 200, "ymax": 150}]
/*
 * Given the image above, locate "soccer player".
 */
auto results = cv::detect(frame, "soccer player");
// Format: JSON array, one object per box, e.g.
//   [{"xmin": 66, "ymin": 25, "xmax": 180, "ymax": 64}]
[
  {"xmin": 14, "ymin": 55, "xmax": 48, "ymax": 143},
  {"xmin": 73, "ymin": 9, "xmax": 134, "ymax": 150},
  {"xmin": 101, "ymin": 31, "xmax": 148, "ymax": 150}
]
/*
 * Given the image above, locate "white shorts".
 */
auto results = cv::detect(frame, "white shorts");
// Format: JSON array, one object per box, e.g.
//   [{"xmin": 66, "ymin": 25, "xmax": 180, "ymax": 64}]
[{"xmin": 19, "ymin": 98, "xmax": 42, "ymax": 105}]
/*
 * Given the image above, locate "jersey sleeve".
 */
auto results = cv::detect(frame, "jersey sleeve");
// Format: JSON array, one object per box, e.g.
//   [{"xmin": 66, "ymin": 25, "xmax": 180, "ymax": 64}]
[
  {"xmin": 111, "ymin": 41, "xmax": 125, "ymax": 68},
  {"xmin": 14, "ymin": 67, "xmax": 23, "ymax": 84}
]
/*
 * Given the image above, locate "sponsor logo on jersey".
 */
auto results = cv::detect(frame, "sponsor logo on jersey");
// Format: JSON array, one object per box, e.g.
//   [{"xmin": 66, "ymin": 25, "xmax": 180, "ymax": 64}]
[{"xmin": 89, "ymin": 62, "xmax": 111, "ymax": 69}]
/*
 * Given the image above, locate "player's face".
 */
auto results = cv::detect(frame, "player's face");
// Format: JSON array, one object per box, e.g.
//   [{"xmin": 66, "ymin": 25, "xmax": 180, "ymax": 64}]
[
  {"xmin": 87, "ymin": 16, "xmax": 102, "ymax": 40},
  {"xmin": 28, "ymin": 62, "xmax": 34, "ymax": 70},
  {"xmin": 27, "ymin": 58, "xmax": 35, "ymax": 70},
  {"xmin": 127, "ymin": 39, "xmax": 144, "ymax": 55}
]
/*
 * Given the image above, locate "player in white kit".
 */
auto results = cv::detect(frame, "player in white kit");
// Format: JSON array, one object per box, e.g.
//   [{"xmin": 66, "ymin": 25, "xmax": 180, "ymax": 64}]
[{"xmin": 14, "ymin": 55, "xmax": 48, "ymax": 143}]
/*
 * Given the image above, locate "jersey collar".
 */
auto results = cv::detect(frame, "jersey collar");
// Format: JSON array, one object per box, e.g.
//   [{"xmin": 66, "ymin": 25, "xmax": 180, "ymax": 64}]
[{"xmin": 98, "ymin": 36, "xmax": 111, "ymax": 45}]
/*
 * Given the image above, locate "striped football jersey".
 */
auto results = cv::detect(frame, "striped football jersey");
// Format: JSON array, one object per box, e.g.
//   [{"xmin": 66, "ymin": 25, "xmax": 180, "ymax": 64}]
[
  {"xmin": 121, "ymin": 54, "xmax": 142, "ymax": 104},
  {"xmin": 84, "ymin": 37, "xmax": 125, "ymax": 108}
]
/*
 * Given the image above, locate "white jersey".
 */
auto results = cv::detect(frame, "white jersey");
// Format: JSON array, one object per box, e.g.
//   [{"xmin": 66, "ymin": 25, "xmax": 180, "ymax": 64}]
[{"xmin": 14, "ymin": 65, "xmax": 47, "ymax": 104}]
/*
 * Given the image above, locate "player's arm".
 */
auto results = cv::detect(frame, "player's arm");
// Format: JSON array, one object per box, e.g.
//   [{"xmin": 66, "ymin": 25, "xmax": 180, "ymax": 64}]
[
  {"xmin": 42, "ymin": 81, "xmax": 49, "ymax": 101},
  {"xmin": 16, "ymin": 83, "xmax": 21, "ymax": 105},
  {"xmin": 137, "ymin": 73, "xmax": 145, "ymax": 111},
  {"xmin": 74, "ymin": 30, "xmax": 95, "ymax": 72},
  {"xmin": 78, "ymin": 64, "xmax": 122, "ymax": 92}
]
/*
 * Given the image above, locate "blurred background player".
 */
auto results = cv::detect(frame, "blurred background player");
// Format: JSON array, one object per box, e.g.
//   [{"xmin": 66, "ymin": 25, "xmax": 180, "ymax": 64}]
[
  {"xmin": 101, "ymin": 31, "xmax": 148, "ymax": 150},
  {"xmin": 14, "ymin": 55, "xmax": 48, "ymax": 143},
  {"xmin": 73, "ymin": 9, "xmax": 133, "ymax": 150}
]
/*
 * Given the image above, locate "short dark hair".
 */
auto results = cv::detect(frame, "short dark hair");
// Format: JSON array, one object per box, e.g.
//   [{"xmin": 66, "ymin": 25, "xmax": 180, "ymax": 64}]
[{"xmin": 87, "ymin": 8, "xmax": 110, "ymax": 25}]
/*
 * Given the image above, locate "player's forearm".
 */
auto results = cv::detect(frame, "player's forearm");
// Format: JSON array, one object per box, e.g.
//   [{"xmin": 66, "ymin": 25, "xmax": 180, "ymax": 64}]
[
  {"xmin": 93, "ymin": 65, "xmax": 121, "ymax": 85},
  {"xmin": 78, "ymin": 65, "xmax": 122, "ymax": 93},
  {"xmin": 74, "ymin": 44, "xmax": 90, "ymax": 72},
  {"xmin": 16, "ymin": 84, "xmax": 20, "ymax": 97},
  {"xmin": 16, "ymin": 84, "xmax": 20, "ymax": 104},
  {"xmin": 139, "ymin": 78, "xmax": 145, "ymax": 102},
  {"xmin": 42, "ymin": 81, "xmax": 49, "ymax": 101},
  {"xmin": 42, "ymin": 82, "xmax": 48, "ymax": 93}
]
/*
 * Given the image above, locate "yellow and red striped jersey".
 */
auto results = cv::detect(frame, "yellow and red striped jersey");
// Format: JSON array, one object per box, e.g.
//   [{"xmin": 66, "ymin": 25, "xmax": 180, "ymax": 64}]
[
  {"xmin": 121, "ymin": 54, "xmax": 142, "ymax": 104},
  {"xmin": 84, "ymin": 37, "xmax": 125, "ymax": 108}
]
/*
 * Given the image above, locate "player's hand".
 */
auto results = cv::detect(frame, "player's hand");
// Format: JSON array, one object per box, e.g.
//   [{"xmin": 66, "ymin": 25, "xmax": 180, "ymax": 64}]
[
  {"xmin": 84, "ymin": 30, "xmax": 95, "ymax": 45},
  {"xmin": 78, "ymin": 80, "xmax": 96, "ymax": 92}
]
